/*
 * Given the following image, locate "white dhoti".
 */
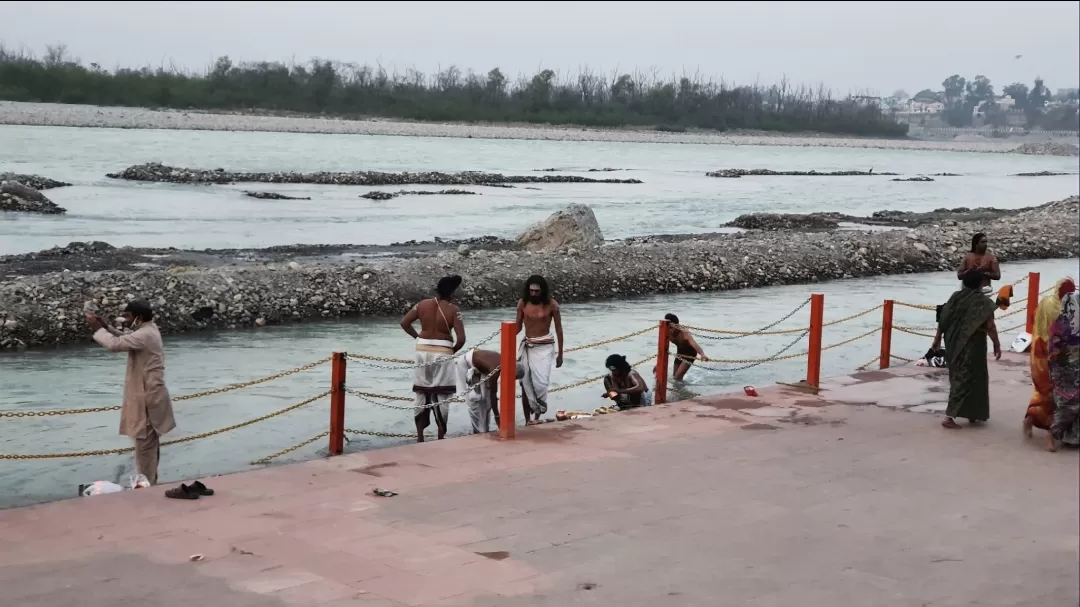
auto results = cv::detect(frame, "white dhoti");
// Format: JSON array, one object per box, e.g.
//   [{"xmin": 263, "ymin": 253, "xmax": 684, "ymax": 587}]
[
  {"xmin": 413, "ymin": 338, "xmax": 456, "ymax": 434},
  {"xmin": 455, "ymin": 350, "xmax": 498, "ymax": 434},
  {"xmin": 518, "ymin": 334, "xmax": 556, "ymax": 417}
]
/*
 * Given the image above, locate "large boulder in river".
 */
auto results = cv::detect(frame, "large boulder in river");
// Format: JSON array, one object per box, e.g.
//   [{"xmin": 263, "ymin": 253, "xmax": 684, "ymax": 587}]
[
  {"xmin": 0, "ymin": 181, "xmax": 66, "ymax": 214},
  {"xmin": 517, "ymin": 203, "xmax": 604, "ymax": 251}
]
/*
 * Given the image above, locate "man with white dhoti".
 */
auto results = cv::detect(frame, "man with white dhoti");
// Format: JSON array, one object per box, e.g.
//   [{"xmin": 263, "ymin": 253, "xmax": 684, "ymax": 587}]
[
  {"xmin": 515, "ymin": 275, "xmax": 564, "ymax": 423},
  {"xmin": 86, "ymin": 300, "xmax": 176, "ymax": 485},
  {"xmin": 454, "ymin": 349, "xmax": 525, "ymax": 434},
  {"xmin": 400, "ymin": 276, "xmax": 466, "ymax": 442}
]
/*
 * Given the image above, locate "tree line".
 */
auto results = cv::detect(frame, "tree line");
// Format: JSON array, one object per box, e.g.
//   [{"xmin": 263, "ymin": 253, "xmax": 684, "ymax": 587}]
[
  {"xmin": 911, "ymin": 74, "xmax": 1077, "ymax": 130},
  {"xmin": 0, "ymin": 44, "xmax": 907, "ymax": 137}
]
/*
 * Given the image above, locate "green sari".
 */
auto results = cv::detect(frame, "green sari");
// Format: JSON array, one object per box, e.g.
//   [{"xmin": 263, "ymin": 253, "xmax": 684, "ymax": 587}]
[{"xmin": 939, "ymin": 286, "xmax": 998, "ymax": 421}]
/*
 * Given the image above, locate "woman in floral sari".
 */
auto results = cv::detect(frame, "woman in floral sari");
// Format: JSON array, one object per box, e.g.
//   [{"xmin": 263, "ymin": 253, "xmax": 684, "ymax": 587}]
[
  {"xmin": 935, "ymin": 270, "xmax": 1002, "ymax": 429},
  {"xmin": 1047, "ymin": 292, "xmax": 1079, "ymax": 451},
  {"xmin": 1023, "ymin": 278, "xmax": 1075, "ymax": 447}
]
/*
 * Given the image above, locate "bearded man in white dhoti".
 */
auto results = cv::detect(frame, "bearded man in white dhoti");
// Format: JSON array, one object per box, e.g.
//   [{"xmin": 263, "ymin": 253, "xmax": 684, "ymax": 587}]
[
  {"xmin": 400, "ymin": 276, "xmax": 465, "ymax": 442},
  {"xmin": 454, "ymin": 349, "xmax": 526, "ymax": 434},
  {"xmin": 515, "ymin": 275, "xmax": 564, "ymax": 424}
]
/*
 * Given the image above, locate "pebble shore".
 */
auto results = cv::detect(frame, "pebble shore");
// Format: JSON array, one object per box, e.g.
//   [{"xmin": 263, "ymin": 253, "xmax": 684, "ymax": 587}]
[
  {"xmin": 1, "ymin": 197, "xmax": 1076, "ymax": 350},
  {"xmin": 3, "ymin": 101, "xmax": 1077, "ymax": 154}
]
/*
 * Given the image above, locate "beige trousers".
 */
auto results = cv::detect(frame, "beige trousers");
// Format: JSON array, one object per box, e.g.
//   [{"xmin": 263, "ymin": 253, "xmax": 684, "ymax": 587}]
[{"xmin": 133, "ymin": 421, "xmax": 161, "ymax": 485}]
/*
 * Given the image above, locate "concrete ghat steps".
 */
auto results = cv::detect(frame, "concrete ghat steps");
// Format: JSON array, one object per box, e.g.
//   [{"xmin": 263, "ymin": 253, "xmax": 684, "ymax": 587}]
[{"xmin": 1, "ymin": 352, "xmax": 1077, "ymax": 606}]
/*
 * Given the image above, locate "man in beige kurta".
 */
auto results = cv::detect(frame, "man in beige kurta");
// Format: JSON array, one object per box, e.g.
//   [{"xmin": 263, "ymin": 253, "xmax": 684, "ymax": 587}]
[{"xmin": 88, "ymin": 300, "xmax": 175, "ymax": 485}]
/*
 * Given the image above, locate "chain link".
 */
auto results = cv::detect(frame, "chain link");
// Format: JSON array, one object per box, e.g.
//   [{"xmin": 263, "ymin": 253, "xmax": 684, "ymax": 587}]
[
  {"xmin": 894, "ymin": 326, "xmax": 937, "ymax": 339},
  {"xmin": 678, "ymin": 298, "xmax": 811, "ymax": 336},
  {"xmin": 0, "ymin": 356, "xmax": 331, "ymax": 419},
  {"xmin": 686, "ymin": 330, "xmax": 809, "ymax": 372},
  {"xmin": 566, "ymin": 326, "xmax": 654, "ymax": 352},
  {"xmin": 898, "ymin": 281, "xmax": 1056, "ymax": 314},
  {"xmin": 856, "ymin": 355, "xmax": 880, "ymax": 371},
  {"xmin": 250, "ymin": 430, "xmax": 330, "ymax": 465},
  {"xmin": 895, "ymin": 300, "xmax": 937, "ymax": 311},
  {"xmin": 348, "ymin": 329, "xmax": 502, "ymax": 370},
  {"xmin": 346, "ymin": 427, "xmax": 429, "ymax": 440},
  {"xmin": 0, "ymin": 404, "xmax": 122, "ymax": 418},
  {"xmin": 0, "ymin": 391, "xmax": 329, "ymax": 460}
]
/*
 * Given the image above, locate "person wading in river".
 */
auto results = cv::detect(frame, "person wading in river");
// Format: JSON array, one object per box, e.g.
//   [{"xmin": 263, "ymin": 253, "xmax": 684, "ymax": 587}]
[
  {"xmin": 516, "ymin": 275, "xmax": 564, "ymax": 424},
  {"xmin": 400, "ymin": 276, "xmax": 466, "ymax": 442},
  {"xmin": 956, "ymin": 233, "xmax": 1000, "ymax": 292},
  {"xmin": 664, "ymin": 314, "xmax": 708, "ymax": 380},
  {"xmin": 86, "ymin": 300, "xmax": 175, "ymax": 486}
]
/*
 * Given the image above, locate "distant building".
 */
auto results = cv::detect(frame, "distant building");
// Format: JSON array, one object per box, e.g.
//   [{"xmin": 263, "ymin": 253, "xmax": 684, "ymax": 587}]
[
  {"xmin": 907, "ymin": 99, "xmax": 944, "ymax": 114},
  {"xmin": 995, "ymin": 95, "xmax": 1017, "ymax": 110}
]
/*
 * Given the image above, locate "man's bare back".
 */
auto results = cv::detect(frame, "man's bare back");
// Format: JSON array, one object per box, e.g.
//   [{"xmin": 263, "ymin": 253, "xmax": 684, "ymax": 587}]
[{"xmin": 400, "ymin": 298, "xmax": 466, "ymax": 351}]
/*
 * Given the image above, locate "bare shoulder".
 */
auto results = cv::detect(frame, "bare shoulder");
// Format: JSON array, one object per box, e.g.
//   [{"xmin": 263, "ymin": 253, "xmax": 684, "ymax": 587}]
[
  {"xmin": 550, "ymin": 299, "xmax": 560, "ymax": 311},
  {"xmin": 516, "ymin": 298, "xmax": 525, "ymax": 309}
]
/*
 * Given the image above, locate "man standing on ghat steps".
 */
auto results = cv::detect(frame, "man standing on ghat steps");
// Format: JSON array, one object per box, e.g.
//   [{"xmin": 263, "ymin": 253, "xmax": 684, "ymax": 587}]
[
  {"xmin": 400, "ymin": 275, "xmax": 466, "ymax": 442},
  {"xmin": 516, "ymin": 275, "xmax": 564, "ymax": 424},
  {"xmin": 86, "ymin": 300, "xmax": 175, "ymax": 485}
]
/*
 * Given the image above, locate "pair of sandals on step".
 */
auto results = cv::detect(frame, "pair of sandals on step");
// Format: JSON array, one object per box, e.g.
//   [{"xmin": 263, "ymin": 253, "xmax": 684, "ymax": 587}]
[{"xmin": 164, "ymin": 480, "xmax": 214, "ymax": 500}]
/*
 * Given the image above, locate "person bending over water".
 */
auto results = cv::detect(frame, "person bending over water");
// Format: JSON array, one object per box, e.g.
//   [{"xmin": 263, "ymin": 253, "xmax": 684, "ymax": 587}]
[
  {"xmin": 400, "ymin": 275, "xmax": 465, "ymax": 442},
  {"xmin": 664, "ymin": 314, "xmax": 708, "ymax": 380},
  {"xmin": 454, "ymin": 349, "xmax": 525, "ymax": 434},
  {"xmin": 516, "ymin": 275, "xmax": 564, "ymax": 424},
  {"xmin": 602, "ymin": 354, "xmax": 651, "ymax": 409},
  {"xmin": 935, "ymin": 270, "xmax": 1001, "ymax": 429},
  {"xmin": 956, "ymin": 233, "xmax": 1000, "ymax": 292}
]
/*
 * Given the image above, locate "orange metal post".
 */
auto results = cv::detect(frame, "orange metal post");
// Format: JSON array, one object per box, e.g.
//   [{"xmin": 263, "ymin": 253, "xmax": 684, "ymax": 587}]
[
  {"xmin": 879, "ymin": 300, "xmax": 894, "ymax": 369},
  {"xmin": 655, "ymin": 320, "xmax": 671, "ymax": 405},
  {"xmin": 1025, "ymin": 272, "xmax": 1041, "ymax": 334},
  {"xmin": 806, "ymin": 294, "xmax": 825, "ymax": 388},
  {"xmin": 328, "ymin": 351, "xmax": 346, "ymax": 456},
  {"xmin": 498, "ymin": 321, "xmax": 517, "ymax": 439}
]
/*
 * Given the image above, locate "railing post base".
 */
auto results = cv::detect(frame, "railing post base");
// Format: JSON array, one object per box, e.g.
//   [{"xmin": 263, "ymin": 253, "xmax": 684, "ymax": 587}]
[
  {"xmin": 807, "ymin": 294, "xmax": 825, "ymax": 388},
  {"xmin": 879, "ymin": 300, "xmax": 894, "ymax": 369},
  {"xmin": 328, "ymin": 352, "xmax": 346, "ymax": 456},
  {"xmin": 499, "ymin": 321, "xmax": 516, "ymax": 439},
  {"xmin": 1025, "ymin": 272, "xmax": 1041, "ymax": 334},
  {"xmin": 655, "ymin": 320, "xmax": 671, "ymax": 405}
]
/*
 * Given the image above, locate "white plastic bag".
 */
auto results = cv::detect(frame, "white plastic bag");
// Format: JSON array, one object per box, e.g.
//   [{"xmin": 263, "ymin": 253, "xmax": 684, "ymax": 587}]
[
  {"xmin": 1011, "ymin": 332, "xmax": 1032, "ymax": 353},
  {"xmin": 81, "ymin": 481, "xmax": 125, "ymax": 497}
]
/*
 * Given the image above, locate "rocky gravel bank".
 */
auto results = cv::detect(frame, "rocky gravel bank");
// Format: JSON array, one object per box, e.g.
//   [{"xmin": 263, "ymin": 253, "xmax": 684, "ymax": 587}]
[
  {"xmin": 707, "ymin": 168, "xmax": 897, "ymax": 178},
  {"xmin": 107, "ymin": 163, "xmax": 642, "ymax": 186},
  {"xmin": 0, "ymin": 173, "xmax": 71, "ymax": 190},
  {"xmin": 2, "ymin": 197, "xmax": 1076, "ymax": 350},
  {"xmin": 360, "ymin": 189, "xmax": 479, "ymax": 201},
  {"xmin": 0, "ymin": 180, "xmax": 66, "ymax": 214},
  {"xmin": 1014, "ymin": 142, "xmax": 1080, "ymax": 157},
  {"xmin": 243, "ymin": 191, "xmax": 311, "ymax": 200},
  {"xmin": 6, "ymin": 101, "xmax": 1078, "ymax": 154}
]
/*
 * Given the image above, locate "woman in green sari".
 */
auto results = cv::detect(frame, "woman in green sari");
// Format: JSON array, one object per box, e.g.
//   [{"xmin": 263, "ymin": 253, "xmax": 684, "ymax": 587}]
[{"xmin": 933, "ymin": 270, "xmax": 1002, "ymax": 429}]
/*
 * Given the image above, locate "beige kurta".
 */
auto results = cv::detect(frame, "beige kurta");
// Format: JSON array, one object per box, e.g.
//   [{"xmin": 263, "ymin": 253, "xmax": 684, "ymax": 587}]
[{"xmin": 93, "ymin": 322, "xmax": 176, "ymax": 438}]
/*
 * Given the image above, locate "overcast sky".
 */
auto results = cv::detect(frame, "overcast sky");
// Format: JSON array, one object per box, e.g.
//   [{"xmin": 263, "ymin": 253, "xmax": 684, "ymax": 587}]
[{"xmin": 1, "ymin": 1, "xmax": 1077, "ymax": 95}]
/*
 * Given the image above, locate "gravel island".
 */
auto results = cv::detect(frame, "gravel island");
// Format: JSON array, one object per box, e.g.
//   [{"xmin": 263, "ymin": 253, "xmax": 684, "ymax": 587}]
[{"xmin": 1, "ymin": 197, "xmax": 1076, "ymax": 350}]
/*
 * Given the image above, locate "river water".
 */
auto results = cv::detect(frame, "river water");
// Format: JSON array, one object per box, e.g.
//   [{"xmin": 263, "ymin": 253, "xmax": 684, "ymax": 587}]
[
  {"xmin": 1, "ymin": 257, "xmax": 1076, "ymax": 508},
  {"xmin": 1, "ymin": 125, "xmax": 1077, "ymax": 255}
]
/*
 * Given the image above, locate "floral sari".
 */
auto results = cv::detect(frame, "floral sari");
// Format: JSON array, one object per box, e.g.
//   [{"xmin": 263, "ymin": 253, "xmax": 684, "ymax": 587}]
[{"xmin": 1049, "ymin": 292, "xmax": 1080, "ymax": 445}]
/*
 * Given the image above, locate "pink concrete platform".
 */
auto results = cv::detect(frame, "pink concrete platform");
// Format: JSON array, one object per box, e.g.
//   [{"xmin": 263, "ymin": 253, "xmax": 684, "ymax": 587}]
[{"xmin": 2, "ymin": 352, "xmax": 1077, "ymax": 606}]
